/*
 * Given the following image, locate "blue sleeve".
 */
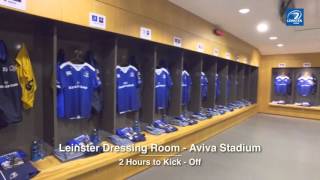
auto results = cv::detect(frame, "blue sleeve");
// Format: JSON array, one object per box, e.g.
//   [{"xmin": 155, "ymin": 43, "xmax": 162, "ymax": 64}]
[
  {"xmin": 188, "ymin": 75, "xmax": 192, "ymax": 86},
  {"xmin": 57, "ymin": 66, "xmax": 65, "ymax": 89},
  {"xmin": 92, "ymin": 70, "xmax": 101, "ymax": 89},
  {"xmin": 136, "ymin": 70, "xmax": 142, "ymax": 87},
  {"xmin": 288, "ymin": 78, "xmax": 291, "ymax": 84}
]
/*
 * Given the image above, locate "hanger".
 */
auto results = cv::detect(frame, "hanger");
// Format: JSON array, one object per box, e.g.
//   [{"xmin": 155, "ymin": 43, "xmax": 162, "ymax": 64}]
[
  {"xmin": 118, "ymin": 54, "xmax": 129, "ymax": 67},
  {"xmin": 156, "ymin": 63, "xmax": 161, "ymax": 69},
  {"xmin": 158, "ymin": 59, "xmax": 168, "ymax": 69},
  {"xmin": 303, "ymin": 71, "xmax": 310, "ymax": 77},
  {"xmin": 70, "ymin": 49, "xmax": 84, "ymax": 64},
  {"xmin": 157, "ymin": 59, "xmax": 163, "ymax": 69},
  {"xmin": 183, "ymin": 62, "xmax": 190, "ymax": 71}
]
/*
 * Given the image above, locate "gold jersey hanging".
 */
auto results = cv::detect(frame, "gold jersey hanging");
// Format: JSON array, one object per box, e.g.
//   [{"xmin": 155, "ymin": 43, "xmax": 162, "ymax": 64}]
[{"xmin": 16, "ymin": 43, "xmax": 37, "ymax": 109}]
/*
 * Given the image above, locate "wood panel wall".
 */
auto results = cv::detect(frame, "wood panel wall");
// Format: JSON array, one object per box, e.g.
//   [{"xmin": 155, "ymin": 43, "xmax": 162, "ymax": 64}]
[
  {"xmin": 258, "ymin": 53, "xmax": 320, "ymax": 120},
  {"xmin": 0, "ymin": 0, "xmax": 261, "ymax": 66}
]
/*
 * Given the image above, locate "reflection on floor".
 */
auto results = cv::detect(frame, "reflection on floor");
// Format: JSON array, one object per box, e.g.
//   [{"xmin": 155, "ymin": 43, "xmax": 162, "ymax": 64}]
[{"xmin": 130, "ymin": 114, "xmax": 320, "ymax": 180}]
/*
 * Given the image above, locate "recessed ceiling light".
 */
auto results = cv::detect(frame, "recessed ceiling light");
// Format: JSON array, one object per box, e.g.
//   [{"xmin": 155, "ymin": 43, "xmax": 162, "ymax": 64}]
[
  {"xmin": 256, "ymin": 22, "xmax": 269, "ymax": 33},
  {"xmin": 277, "ymin": 43, "xmax": 284, "ymax": 47},
  {"xmin": 269, "ymin": 36, "xmax": 278, "ymax": 40},
  {"xmin": 239, "ymin": 8, "xmax": 250, "ymax": 14}
]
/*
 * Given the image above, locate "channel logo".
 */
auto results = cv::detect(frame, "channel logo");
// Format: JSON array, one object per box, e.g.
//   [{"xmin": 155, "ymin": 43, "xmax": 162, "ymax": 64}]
[{"xmin": 286, "ymin": 8, "xmax": 304, "ymax": 26}]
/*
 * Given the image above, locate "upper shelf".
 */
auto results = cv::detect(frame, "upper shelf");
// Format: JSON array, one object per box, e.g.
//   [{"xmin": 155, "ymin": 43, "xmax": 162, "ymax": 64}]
[{"xmin": 0, "ymin": 2, "xmax": 259, "ymax": 66}]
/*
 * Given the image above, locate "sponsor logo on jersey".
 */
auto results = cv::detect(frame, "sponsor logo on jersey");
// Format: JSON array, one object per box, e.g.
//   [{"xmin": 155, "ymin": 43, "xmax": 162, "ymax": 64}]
[
  {"xmin": 66, "ymin": 71, "xmax": 72, "ymax": 76},
  {"xmin": 83, "ymin": 71, "xmax": 89, "ymax": 78},
  {"xmin": 26, "ymin": 80, "xmax": 34, "ymax": 91},
  {"xmin": 286, "ymin": 8, "xmax": 304, "ymax": 26},
  {"xmin": 130, "ymin": 72, "xmax": 134, "ymax": 77},
  {"xmin": 68, "ymin": 85, "xmax": 88, "ymax": 90},
  {"xmin": 9, "ymin": 65, "xmax": 16, "ymax": 72},
  {"xmin": 1, "ymin": 65, "xmax": 16, "ymax": 72},
  {"xmin": 0, "ymin": 83, "xmax": 19, "ymax": 89}
]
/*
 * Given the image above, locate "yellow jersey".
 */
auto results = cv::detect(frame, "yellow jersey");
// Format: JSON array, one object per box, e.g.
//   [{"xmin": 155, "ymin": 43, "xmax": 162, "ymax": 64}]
[{"xmin": 16, "ymin": 44, "xmax": 37, "ymax": 109}]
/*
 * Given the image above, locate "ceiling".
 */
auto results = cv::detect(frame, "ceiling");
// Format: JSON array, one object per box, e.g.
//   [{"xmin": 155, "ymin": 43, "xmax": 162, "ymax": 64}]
[{"xmin": 169, "ymin": 0, "xmax": 320, "ymax": 55}]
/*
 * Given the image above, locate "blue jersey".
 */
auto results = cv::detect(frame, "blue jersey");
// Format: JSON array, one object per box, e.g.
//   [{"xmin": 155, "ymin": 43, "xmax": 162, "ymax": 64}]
[
  {"xmin": 200, "ymin": 72, "xmax": 208, "ymax": 99},
  {"xmin": 215, "ymin": 74, "xmax": 220, "ymax": 98},
  {"xmin": 0, "ymin": 40, "xmax": 22, "ymax": 128},
  {"xmin": 181, "ymin": 70, "xmax": 192, "ymax": 105},
  {"xmin": 116, "ymin": 65, "xmax": 142, "ymax": 114},
  {"xmin": 0, "ymin": 52, "xmax": 22, "ymax": 128},
  {"xmin": 274, "ymin": 75, "xmax": 291, "ymax": 96},
  {"xmin": 57, "ymin": 61, "xmax": 101, "ymax": 119},
  {"xmin": 0, "ymin": 151, "xmax": 39, "ymax": 180},
  {"xmin": 155, "ymin": 68, "xmax": 173, "ymax": 110},
  {"xmin": 56, "ymin": 50, "xmax": 66, "ymax": 118},
  {"xmin": 296, "ymin": 75, "xmax": 316, "ymax": 97}
]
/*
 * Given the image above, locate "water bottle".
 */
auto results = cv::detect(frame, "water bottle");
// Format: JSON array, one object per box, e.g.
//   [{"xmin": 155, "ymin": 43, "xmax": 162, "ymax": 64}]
[
  {"xmin": 31, "ymin": 141, "xmax": 40, "ymax": 162},
  {"xmin": 90, "ymin": 129, "xmax": 100, "ymax": 145},
  {"xmin": 133, "ymin": 120, "xmax": 141, "ymax": 133}
]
